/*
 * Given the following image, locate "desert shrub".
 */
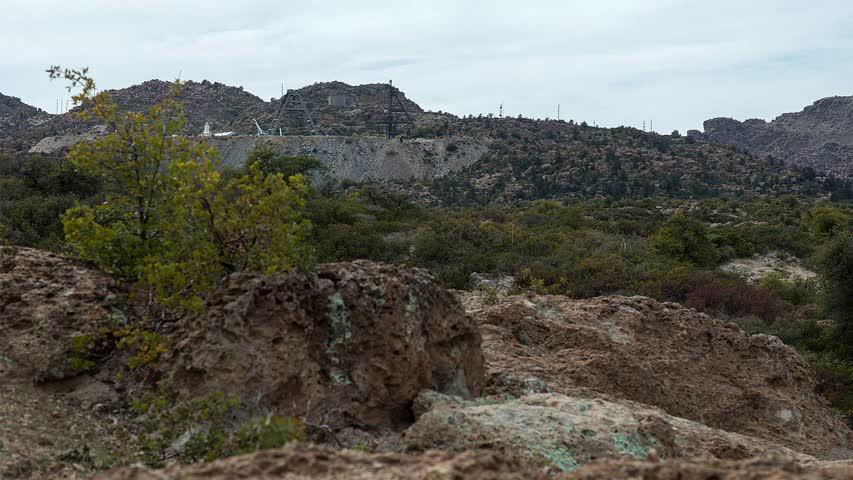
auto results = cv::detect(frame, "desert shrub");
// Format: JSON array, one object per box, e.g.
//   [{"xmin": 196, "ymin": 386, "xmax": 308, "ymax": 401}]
[
  {"xmin": 681, "ymin": 272, "xmax": 786, "ymax": 322},
  {"xmin": 650, "ymin": 213, "xmax": 720, "ymax": 266},
  {"xmin": 807, "ymin": 205, "xmax": 849, "ymax": 241},
  {"xmin": 244, "ymin": 146, "xmax": 326, "ymax": 178},
  {"xmin": 132, "ymin": 384, "xmax": 305, "ymax": 466},
  {"xmin": 755, "ymin": 273, "xmax": 818, "ymax": 306}
]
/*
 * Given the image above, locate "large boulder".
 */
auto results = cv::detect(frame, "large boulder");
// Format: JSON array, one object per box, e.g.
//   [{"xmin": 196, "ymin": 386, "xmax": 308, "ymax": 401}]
[
  {"xmin": 167, "ymin": 261, "xmax": 485, "ymax": 430},
  {"xmin": 462, "ymin": 293, "xmax": 853, "ymax": 459},
  {"xmin": 405, "ymin": 392, "xmax": 813, "ymax": 473},
  {"xmin": 0, "ymin": 247, "xmax": 115, "ymax": 382}
]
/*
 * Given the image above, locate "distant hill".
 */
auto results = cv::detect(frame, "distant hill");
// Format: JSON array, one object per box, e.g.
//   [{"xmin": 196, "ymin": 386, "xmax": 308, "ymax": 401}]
[
  {"xmin": 419, "ymin": 118, "xmax": 843, "ymax": 205},
  {"xmin": 689, "ymin": 96, "xmax": 853, "ymax": 177},
  {"xmin": 0, "ymin": 93, "xmax": 49, "ymax": 152},
  {"xmin": 4, "ymin": 79, "xmax": 851, "ymax": 202}
]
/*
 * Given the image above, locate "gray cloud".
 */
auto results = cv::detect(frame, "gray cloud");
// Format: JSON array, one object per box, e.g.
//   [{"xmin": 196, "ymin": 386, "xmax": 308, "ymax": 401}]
[{"xmin": 2, "ymin": 0, "xmax": 852, "ymax": 133}]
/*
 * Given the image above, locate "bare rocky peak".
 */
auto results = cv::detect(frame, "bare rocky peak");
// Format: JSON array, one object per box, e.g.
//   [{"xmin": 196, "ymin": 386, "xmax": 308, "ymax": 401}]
[{"xmin": 693, "ymin": 95, "xmax": 853, "ymax": 176}]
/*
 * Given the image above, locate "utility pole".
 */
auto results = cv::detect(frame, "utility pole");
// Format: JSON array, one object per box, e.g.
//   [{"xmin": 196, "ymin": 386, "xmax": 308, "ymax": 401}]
[
  {"xmin": 557, "ymin": 104, "xmax": 561, "ymax": 121},
  {"xmin": 499, "ymin": 100, "xmax": 504, "ymax": 118}
]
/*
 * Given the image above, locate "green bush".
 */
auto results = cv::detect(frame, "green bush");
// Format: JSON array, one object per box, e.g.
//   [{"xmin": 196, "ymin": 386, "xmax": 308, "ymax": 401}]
[
  {"xmin": 650, "ymin": 213, "xmax": 720, "ymax": 266},
  {"xmin": 132, "ymin": 384, "xmax": 304, "ymax": 466},
  {"xmin": 245, "ymin": 146, "xmax": 326, "ymax": 178}
]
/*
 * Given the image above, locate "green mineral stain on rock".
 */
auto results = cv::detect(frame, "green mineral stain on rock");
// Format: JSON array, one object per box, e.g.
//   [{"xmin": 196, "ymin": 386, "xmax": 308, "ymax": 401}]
[
  {"xmin": 612, "ymin": 432, "xmax": 650, "ymax": 459},
  {"xmin": 537, "ymin": 446, "xmax": 580, "ymax": 472},
  {"xmin": 581, "ymin": 429, "xmax": 597, "ymax": 437},
  {"xmin": 326, "ymin": 292, "xmax": 352, "ymax": 384}
]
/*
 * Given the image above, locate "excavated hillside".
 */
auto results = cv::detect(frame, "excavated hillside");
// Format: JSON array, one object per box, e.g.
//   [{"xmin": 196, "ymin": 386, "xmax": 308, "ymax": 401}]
[
  {"xmin": 211, "ymin": 135, "xmax": 489, "ymax": 182},
  {"xmin": 690, "ymin": 96, "xmax": 853, "ymax": 177}
]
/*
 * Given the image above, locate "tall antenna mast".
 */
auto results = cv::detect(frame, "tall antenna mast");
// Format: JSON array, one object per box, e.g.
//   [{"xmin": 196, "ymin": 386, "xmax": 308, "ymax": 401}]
[
  {"xmin": 499, "ymin": 100, "xmax": 504, "ymax": 118},
  {"xmin": 557, "ymin": 104, "xmax": 561, "ymax": 121},
  {"xmin": 650, "ymin": 119, "xmax": 654, "ymax": 133},
  {"xmin": 642, "ymin": 120, "xmax": 646, "ymax": 132}
]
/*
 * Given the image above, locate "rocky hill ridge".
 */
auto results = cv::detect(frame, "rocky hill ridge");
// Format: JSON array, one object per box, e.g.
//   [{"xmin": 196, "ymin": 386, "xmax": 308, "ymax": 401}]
[{"xmin": 690, "ymin": 95, "xmax": 853, "ymax": 176}]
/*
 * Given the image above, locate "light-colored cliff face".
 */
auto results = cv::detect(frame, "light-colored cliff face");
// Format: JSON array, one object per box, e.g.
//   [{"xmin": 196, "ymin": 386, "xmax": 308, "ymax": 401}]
[{"xmin": 210, "ymin": 135, "xmax": 489, "ymax": 182}]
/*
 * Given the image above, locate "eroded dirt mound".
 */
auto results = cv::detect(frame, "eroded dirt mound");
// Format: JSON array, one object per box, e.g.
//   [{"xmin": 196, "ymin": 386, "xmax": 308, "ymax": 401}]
[
  {"xmin": 167, "ymin": 261, "xmax": 485, "ymax": 430},
  {"xmin": 0, "ymin": 247, "xmax": 116, "ymax": 382},
  {"xmin": 561, "ymin": 457, "xmax": 853, "ymax": 480},
  {"xmin": 94, "ymin": 445, "xmax": 544, "ymax": 480},
  {"xmin": 462, "ymin": 293, "xmax": 852, "ymax": 459},
  {"xmin": 406, "ymin": 392, "xmax": 813, "ymax": 473}
]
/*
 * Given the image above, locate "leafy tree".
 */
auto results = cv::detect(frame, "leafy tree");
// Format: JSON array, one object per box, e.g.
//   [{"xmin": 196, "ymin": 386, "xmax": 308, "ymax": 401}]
[
  {"xmin": 50, "ymin": 66, "xmax": 313, "ymax": 310},
  {"xmin": 650, "ymin": 212, "xmax": 719, "ymax": 266},
  {"xmin": 807, "ymin": 206, "xmax": 849, "ymax": 241},
  {"xmin": 816, "ymin": 232, "xmax": 853, "ymax": 353},
  {"xmin": 245, "ymin": 146, "xmax": 326, "ymax": 178}
]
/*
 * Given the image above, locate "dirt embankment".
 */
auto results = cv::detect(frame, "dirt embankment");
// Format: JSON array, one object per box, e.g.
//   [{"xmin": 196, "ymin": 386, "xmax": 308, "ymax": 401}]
[{"xmin": 210, "ymin": 135, "xmax": 488, "ymax": 183}]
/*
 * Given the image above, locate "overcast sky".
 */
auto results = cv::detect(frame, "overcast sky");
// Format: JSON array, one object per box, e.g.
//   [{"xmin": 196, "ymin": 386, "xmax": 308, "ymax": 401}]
[{"xmin": 2, "ymin": 0, "xmax": 852, "ymax": 133}]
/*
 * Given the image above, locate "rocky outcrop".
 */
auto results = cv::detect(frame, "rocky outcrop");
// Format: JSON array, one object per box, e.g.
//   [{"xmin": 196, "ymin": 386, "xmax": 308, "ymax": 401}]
[
  {"xmin": 0, "ymin": 247, "xmax": 116, "ymax": 382},
  {"xmin": 562, "ymin": 457, "xmax": 853, "ymax": 480},
  {"xmin": 0, "ymin": 93, "xmax": 50, "ymax": 152},
  {"xmin": 239, "ymin": 81, "xmax": 427, "ymax": 137},
  {"xmin": 166, "ymin": 261, "xmax": 485, "ymax": 430},
  {"xmin": 461, "ymin": 293, "xmax": 852, "ymax": 459},
  {"xmin": 94, "ymin": 445, "xmax": 545, "ymax": 480},
  {"xmin": 695, "ymin": 96, "xmax": 853, "ymax": 176},
  {"xmin": 406, "ymin": 392, "xmax": 813, "ymax": 472}
]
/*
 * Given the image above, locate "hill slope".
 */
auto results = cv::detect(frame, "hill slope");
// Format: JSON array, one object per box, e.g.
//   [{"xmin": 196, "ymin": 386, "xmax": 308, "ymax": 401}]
[
  {"xmin": 0, "ymin": 92, "xmax": 50, "ymax": 152},
  {"xmin": 419, "ymin": 118, "xmax": 843, "ymax": 205},
  {"xmin": 690, "ymin": 96, "xmax": 853, "ymax": 177}
]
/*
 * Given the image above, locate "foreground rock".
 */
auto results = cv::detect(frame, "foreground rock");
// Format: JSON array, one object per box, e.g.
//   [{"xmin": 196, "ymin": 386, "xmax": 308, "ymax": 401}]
[
  {"xmin": 167, "ymin": 261, "xmax": 485, "ymax": 430},
  {"xmin": 562, "ymin": 458, "xmax": 853, "ymax": 480},
  {"xmin": 0, "ymin": 247, "xmax": 116, "ymax": 382},
  {"xmin": 406, "ymin": 392, "xmax": 812, "ymax": 472},
  {"xmin": 462, "ymin": 293, "xmax": 852, "ymax": 459},
  {"xmin": 94, "ymin": 445, "xmax": 544, "ymax": 480}
]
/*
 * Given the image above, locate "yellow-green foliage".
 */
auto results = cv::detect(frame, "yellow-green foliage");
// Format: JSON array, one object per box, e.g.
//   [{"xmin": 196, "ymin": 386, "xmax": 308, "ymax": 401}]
[
  {"xmin": 115, "ymin": 327, "xmax": 170, "ymax": 370},
  {"xmin": 68, "ymin": 324, "xmax": 169, "ymax": 374},
  {"xmin": 807, "ymin": 206, "xmax": 849, "ymax": 242},
  {"xmin": 50, "ymin": 67, "xmax": 313, "ymax": 311}
]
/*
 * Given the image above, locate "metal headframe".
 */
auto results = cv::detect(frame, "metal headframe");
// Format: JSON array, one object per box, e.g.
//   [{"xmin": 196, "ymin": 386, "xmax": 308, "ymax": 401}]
[
  {"xmin": 384, "ymin": 80, "xmax": 415, "ymax": 139},
  {"xmin": 266, "ymin": 89, "xmax": 318, "ymax": 135}
]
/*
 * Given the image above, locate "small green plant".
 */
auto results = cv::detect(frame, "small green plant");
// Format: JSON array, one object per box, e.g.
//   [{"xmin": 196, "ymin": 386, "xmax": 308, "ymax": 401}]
[
  {"xmin": 478, "ymin": 284, "xmax": 500, "ymax": 305},
  {"xmin": 231, "ymin": 414, "xmax": 306, "ymax": 455},
  {"xmin": 132, "ymin": 383, "xmax": 305, "ymax": 466}
]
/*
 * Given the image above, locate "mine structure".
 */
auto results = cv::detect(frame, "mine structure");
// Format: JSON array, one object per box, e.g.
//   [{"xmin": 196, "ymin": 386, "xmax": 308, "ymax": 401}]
[
  {"xmin": 263, "ymin": 89, "xmax": 317, "ymax": 135},
  {"xmin": 383, "ymin": 80, "xmax": 415, "ymax": 139}
]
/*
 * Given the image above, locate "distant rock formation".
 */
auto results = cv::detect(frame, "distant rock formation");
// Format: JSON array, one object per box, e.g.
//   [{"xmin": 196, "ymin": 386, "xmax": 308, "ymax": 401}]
[
  {"xmin": 691, "ymin": 96, "xmax": 853, "ymax": 176},
  {"xmin": 0, "ymin": 92, "xmax": 50, "ymax": 152}
]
